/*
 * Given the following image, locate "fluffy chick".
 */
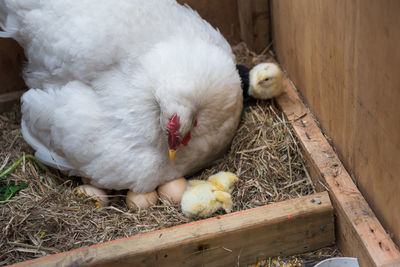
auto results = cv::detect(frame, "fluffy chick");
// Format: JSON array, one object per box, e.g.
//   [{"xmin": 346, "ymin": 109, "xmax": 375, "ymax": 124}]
[
  {"xmin": 181, "ymin": 172, "xmax": 239, "ymax": 218},
  {"xmin": 248, "ymin": 63, "xmax": 283, "ymax": 99}
]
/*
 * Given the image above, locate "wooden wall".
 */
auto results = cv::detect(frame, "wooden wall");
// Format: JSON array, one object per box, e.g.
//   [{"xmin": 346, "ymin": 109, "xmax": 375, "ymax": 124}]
[
  {"xmin": 237, "ymin": 0, "xmax": 271, "ymax": 53},
  {"xmin": 178, "ymin": 0, "xmax": 242, "ymax": 44},
  {"xmin": 0, "ymin": 38, "xmax": 25, "ymax": 112},
  {"xmin": 272, "ymin": 0, "xmax": 400, "ymax": 246},
  {"xmin": 0, "ymin": 38, "xmax": 25, "ymax": 94},
  {"xmin": 179, "ymin": 0, "xmax": 270, "ymax": 52}
]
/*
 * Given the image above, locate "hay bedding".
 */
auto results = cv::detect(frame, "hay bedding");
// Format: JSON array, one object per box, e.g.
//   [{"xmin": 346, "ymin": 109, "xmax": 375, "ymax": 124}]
[{"xmin": 0, "ymin": 44, "xmax": 333, "ymax": 266}]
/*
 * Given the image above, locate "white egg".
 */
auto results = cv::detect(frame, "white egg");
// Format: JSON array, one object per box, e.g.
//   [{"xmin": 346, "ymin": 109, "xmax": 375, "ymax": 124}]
[
  {"xmin": 74, "ymin": 184, "xmax": 110, "ymax": 207},
  {"xmin": 126, "ymin": 190, "xmax": 158, "ymax": 210},
  {"xmin": 157, "ymin": 177, "xmax": 187, "ymax": 204}
]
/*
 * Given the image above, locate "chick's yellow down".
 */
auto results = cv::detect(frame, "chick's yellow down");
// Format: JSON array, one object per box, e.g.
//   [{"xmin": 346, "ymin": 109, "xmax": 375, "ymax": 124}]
[
  {"xmin": 181, "ymin": 172, "xmax": 239, "ymax": 218},
  {"xmin": 249, "ymin": 63, "xmax": 283, "ymax": 99}
]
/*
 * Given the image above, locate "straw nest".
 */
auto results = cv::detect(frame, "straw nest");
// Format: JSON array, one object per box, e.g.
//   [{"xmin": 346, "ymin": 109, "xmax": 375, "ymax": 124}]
[{"xmin": 0, "ymin": 44, "xmax": 323, "ymax": 266}]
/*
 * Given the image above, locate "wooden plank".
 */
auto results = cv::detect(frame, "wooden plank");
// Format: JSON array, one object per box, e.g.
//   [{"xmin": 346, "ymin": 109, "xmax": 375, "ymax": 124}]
[
  {"xmin": 0, "ymin": 90, "xmax": 24, "ymax": 113},
  {"xmin": 237, "ymin": 0, "xmax": 270, "ymax": 53},
  {"xmin": 178, "ymin": 0, "xmax": 241, "ymax": 45},
  {"xmin": 11, "ymin": 192, "xmax": 333, "ymax": 267},
  {"xmin": 0, "ymin": 38, "xmax": 26, "ymax": 95},
  {"xmin": 237, "ymin": 0, "xmax": 254, "ymax": 49},
  {"xmin": 276, "ymin": 76, "xmax": 400, "ymax": 267},
  {"xmin": 271, "ymin": 0, "xmax": 400, "ymax": 249},
  {"xmin": 251, "ymin": 0, "xmax": 270, "ymax": 53}
]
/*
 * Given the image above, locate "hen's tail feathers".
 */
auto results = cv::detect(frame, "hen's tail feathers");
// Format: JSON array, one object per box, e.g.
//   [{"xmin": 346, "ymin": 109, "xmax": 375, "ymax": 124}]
[
  {"xmin": 0, "ymin": 1, "xmax": 19, "ymax": 39},
  {"xmin": 34, "ymin": 150, "xmax": 73, "ymax": 172},
  {"xmin": 21, "ymin": 89, "xmax": 74, "ymax": 171},
  {"xmin": 21, "ymin": 120, "xmax": 73, "ymax": 171}
]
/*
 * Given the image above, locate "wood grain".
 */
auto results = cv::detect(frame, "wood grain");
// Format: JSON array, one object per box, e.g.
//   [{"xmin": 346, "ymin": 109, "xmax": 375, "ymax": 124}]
[
  {"xmin": 12, "ymin": 192, "xmax": 334, "ymax": 267},
  {"xmin": 0, "ymin": 38, "xmax": 26, "ymax": 95},
  {"xmin": 237, "ymin": 0, "xmax": 270, "ymax": 53},
  {"xmin": 276, "ymin": 76, "xmax": 400, "ymax": 267},
  {"xmin": 271, "ymin": 0, "xmax": 400, "ymax": 251},
  {"xmin": 0, "ymin": 90, "xmax": 24, "ymax": 113},
  {"xmin": 181, "ymin": 0, "xmax": 270, "ymax": 52},
  {"xmin": 178, "ymin": 0, "xmax": 241, "ymax": 45}
]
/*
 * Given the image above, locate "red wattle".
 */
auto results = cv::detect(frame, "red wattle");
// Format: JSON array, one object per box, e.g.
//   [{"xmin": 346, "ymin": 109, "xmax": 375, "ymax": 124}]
[{"xmin": 182, "ymin": 131, "xmax": 191, "ymax": 146}]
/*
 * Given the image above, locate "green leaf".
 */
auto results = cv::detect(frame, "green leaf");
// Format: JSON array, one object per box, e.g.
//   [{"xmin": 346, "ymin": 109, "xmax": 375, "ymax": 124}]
[
  {"xmin": 0, "ymin": 154, "xmax": 49, "ymax": 201},
  {"xmin": 0, "ymin": 154, "xmax": 50, "ymax": 179},
  {"xmin": 0, "ymin": 180, "xmax": 28, "ymax": 201}
]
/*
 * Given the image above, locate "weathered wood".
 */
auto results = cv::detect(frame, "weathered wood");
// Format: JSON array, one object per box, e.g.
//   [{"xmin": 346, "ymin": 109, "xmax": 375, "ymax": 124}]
[
  {"xmin": 237, "ymin": 0, "xmax": 270, "ymax": 53},
  {"xmin": 276, "ymin": 76, "xmax": 400, "ymax": 267},
  {"xmin": 0, "ymin": 38, "xmax": 26, "ymax": 95},
  {"xmin": 271, "ymin": 0, "xmax": 400, "ymax": 249},
  {"xmin": 237, "ymin": 0, "xmax": 253, "ymax": 49},
  {"xmin": 11, "ymin": 192, "xmax": 333, "ymax": 267},
  {"xmin": 0, "ymin": 90, "xmax": 24, "ymax": 113},
  {"xmin": 178, "ymin": 0, "xmax": 241, "ymax": 45}
]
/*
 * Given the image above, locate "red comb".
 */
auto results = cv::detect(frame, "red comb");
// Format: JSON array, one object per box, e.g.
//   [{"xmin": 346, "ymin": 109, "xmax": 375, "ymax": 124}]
[{"xmin": 167, "ymin": 113, "xmax": 180, "ymax": 150}]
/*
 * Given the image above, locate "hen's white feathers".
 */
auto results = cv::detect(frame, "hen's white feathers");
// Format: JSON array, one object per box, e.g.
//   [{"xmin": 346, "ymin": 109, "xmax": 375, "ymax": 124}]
[{"xmin": 0, "ymin": 0, "xmax": 243, "ymax": 192}]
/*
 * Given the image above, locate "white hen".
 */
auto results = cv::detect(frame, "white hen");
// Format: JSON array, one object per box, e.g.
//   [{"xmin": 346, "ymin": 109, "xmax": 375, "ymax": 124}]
[{"xmin": 0, "ymin": 0, "xmax": 243, "ymax": 193}]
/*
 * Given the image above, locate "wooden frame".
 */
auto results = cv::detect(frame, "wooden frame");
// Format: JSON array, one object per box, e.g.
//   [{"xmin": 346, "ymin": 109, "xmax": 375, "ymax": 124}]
[
  {"xmin": 11, "ymin": 192, "xmax": 333, "ymax": 267},
  {"xmin": 271, "ymin": 0, "xmax": 400, "ymax": 249},
  {"xmin": 276, "ymin": 74, "xmax": 400, "ymax": 267},
  {"xmin": 0, "ymin": 90, "xmax": 24, "ymax": 113}
]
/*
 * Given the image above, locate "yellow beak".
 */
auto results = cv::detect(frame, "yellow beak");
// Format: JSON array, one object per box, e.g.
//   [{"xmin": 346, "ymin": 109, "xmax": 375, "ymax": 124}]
[{"xmin": 169, "ymin": 148, "xmax": 178, "ymax": 161}]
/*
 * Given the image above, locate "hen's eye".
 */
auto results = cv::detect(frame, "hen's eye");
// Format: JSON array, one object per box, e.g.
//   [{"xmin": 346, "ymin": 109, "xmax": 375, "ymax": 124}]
[{"xmin": 264, "ymin": 78, "xmax": 270, "ymax": 82}]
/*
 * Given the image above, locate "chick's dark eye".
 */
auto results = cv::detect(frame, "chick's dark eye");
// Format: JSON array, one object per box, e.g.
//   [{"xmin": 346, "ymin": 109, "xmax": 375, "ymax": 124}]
[{"xmin": 264, "ymin": 78, "xmax": 270, "ymax": 81}]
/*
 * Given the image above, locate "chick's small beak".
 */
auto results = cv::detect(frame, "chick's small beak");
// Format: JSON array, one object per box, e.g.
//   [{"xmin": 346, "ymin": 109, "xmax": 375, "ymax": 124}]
[{"xmin": 169, "ymin": 148, "xmax": 178, "ymax": 161}]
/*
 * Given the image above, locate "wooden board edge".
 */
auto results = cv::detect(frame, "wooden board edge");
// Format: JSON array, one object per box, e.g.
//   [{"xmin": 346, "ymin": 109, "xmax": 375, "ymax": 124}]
[
  {"xmin": 0, "ymin": 90, "xmax": 24, "ymax": 113},
  {"xmin": 11, "ymin": 192, "xmax": 334, "ymax": 267},
  {"xmin": 276, "ymin": 73, "xmax": 400, "ymax": 267}
]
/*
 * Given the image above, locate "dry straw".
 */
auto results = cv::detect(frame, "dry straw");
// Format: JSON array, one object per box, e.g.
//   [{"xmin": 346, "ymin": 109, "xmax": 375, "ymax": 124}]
[{"xmin": 0, "ymin": 44, "xmax": 320, "ymax": 265}]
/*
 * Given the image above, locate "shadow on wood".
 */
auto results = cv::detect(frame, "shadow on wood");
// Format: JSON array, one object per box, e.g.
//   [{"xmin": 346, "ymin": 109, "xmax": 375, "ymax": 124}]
[{"xmin": 0, "ymin": 38, "xmax": 26, "ymax": 95}]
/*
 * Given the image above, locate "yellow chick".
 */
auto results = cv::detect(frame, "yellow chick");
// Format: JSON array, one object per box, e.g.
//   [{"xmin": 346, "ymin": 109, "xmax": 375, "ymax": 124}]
[
  {"xmin": 249, "ymin": 63, "xmax": 283, "ymax": 99},
  {"xmin": 181, "ymin": 172, "xmax": 239, "ymax": 218}
]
